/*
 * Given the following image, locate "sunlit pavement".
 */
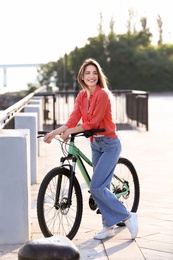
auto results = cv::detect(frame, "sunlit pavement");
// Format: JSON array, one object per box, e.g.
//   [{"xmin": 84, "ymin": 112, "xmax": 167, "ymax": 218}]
[{"xmin": 0, "ymin": 93, "xmax": 173, "ymax": 259}]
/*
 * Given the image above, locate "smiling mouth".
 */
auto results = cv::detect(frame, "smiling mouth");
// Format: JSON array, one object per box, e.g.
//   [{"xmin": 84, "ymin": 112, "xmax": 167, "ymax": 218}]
[{"xmin": 88, "ymin": 80, "xmax": 96, "ymax": 83}]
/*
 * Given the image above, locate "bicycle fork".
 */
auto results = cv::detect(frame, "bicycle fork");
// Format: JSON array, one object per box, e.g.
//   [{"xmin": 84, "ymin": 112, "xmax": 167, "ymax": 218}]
[{"xmin": 55, "ymin": 155, "xmax": 77, "ymax": 209}]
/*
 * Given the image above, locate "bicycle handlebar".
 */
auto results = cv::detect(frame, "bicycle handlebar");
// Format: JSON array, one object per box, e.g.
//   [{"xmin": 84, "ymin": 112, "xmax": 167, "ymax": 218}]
[
  {"xmin": 72, "ymin": 128, "xmax": 106, "ymax": 138},
  {"xmin": 37, "ymin": 131, "xmax": 49, "ymax": 138},
  {"xmin": 37, "ymin": 128, "xmax": 106, "ymax": 139}
]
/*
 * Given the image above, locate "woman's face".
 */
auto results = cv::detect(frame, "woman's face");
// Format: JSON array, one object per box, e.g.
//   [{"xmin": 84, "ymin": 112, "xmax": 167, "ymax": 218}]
[{"xmin": 83, "ymin": 65, "xmax": 98, "ymax": 90}]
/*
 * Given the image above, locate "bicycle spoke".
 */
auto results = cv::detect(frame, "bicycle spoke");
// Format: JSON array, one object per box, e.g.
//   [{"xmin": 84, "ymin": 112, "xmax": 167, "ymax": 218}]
[
  {"xmin": 37, "ymin": 167, "xmax": 83, "ymax": 239},
  {"xmin": 112, "ymin": 158, "xmax": 139, "ymax": 214}
]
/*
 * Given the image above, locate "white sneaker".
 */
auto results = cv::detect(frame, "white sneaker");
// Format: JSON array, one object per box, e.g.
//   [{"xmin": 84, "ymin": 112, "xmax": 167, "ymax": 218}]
[
  {"xmin": 125, "ymin": 212, "xmax": 138, "ymax": 239},
  {"xmin": 94, "ymin": 227, "xmax": 115, "ymax": 240}
]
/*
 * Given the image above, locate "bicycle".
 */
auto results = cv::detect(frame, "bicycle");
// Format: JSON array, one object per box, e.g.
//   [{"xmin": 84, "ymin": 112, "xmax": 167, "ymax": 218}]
[{"xmin": 37, "ymin": 129, "xmax": 140, "ymax": 240}]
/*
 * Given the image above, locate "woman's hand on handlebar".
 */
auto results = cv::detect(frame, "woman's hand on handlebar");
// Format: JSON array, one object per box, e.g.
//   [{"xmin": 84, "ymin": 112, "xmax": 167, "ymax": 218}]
[
  {"xmin": 43, "ymin": 125, "xmax": 68, "ymax": 144},
  {"xmin": 43, "ymin": 132, "xmax": 55, "ymax": 143},
  {"xmin": 43, "ymin": 125, "xmax": 86, "ymax": 143}
]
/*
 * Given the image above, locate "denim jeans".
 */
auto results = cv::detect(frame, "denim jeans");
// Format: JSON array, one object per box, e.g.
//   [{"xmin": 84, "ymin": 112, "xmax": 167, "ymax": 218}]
[{"xmin": 90, "ymin": 136, "xmax": 130, "ymax": 227}]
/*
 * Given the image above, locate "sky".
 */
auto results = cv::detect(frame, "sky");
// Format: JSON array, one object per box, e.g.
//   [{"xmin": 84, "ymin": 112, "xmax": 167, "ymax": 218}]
[{"xmin": 0, "ymin": 0, "xmax": 172, "ymax": 92}]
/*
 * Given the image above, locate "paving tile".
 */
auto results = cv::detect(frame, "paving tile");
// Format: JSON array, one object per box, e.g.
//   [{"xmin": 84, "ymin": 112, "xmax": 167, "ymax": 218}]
[
  {"xmin": 142, "ymin": 248, "xmax": 173, "ymax": 260},
  {"xmin": 104, "ymin": 238, "xmax": 145, "ymax": 260}
]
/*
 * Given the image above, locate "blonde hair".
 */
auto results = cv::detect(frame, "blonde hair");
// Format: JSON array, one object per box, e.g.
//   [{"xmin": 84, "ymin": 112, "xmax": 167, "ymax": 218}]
[{"xmin": 77, "ymin": 58, "xmax": 110, "ymax": 90}]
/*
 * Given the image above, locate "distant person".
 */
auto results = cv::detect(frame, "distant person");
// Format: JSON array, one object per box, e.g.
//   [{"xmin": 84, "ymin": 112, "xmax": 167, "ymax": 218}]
[{"xmin": 43, "ymin": 58, "xmax": 138, "ymax": 240}]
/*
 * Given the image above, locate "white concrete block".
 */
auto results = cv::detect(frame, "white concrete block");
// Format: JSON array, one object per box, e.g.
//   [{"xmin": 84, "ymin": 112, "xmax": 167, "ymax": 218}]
[
  {"xmin": 24, "ymin": 104, "xmax": 42, "ymax": 131},
  {"xmin": 24, "ymin": 104, "xmax": 42, "ymax": 156},
  {"xmin": 0, "ymin": 129, "xmax": 31, "ymax": 244},
  {"xmin": 15, "ymin": 113, "xmax": 38, "ymax": 184}
]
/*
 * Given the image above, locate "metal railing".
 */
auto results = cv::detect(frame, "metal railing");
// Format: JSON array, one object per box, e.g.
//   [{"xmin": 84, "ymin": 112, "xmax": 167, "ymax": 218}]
[
  {"xmin": 36, "ymin": 89, "xmax": 149, "ymax": 131},
  {"xmin": 0, "ymin": 88, "xmax": 148, "ymax": 131},
  {"xmin": 125, "ymin": 90, "xmax": 149, "ymax": 130},
  {"xmin": 0, "ymin": 86, "xmax": 45, "ymax": 129}
]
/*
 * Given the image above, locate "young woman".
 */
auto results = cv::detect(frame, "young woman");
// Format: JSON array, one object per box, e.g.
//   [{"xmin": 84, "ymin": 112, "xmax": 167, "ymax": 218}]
[{"xmin": 43, "ymin": 58, "xmax": 138, "ymax": 240}]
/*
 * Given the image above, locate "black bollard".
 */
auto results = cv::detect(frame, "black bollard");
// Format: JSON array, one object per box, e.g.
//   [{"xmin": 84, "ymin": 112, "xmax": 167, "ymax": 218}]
[{"xmin": 18, "ymin": 236, "xmax": 80, "ymax": 260}]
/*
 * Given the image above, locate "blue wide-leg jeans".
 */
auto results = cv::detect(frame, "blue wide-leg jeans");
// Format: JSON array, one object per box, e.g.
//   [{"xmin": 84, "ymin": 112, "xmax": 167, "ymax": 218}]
[{"xmin": 90, "ymin": 136, "xmax": 130, "ymax": 228}]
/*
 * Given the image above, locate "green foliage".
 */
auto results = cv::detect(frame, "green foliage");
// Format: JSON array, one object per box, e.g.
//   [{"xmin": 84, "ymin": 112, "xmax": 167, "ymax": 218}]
[
  {"xmin": 26, "ymin": 83, "xmax": 38, "ymax": 94},
  {"xmin": 36, "ymin": 23, "xmax": 173, "ymax": 92}
]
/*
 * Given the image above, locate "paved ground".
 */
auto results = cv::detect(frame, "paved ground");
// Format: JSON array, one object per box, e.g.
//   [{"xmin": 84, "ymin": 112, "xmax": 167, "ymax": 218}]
[{"xmin": 0, "ymin": 93, "xmax": 173, "ymax": 259}]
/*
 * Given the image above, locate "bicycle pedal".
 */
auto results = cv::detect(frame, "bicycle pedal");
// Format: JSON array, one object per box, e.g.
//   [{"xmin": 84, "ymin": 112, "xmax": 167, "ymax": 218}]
[{"xmin": 89, "ymin": 194, "xmax": 97, "ymax": 210}]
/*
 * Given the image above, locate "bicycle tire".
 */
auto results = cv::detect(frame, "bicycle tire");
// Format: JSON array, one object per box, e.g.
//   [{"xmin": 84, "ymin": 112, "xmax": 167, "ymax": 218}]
[
  {"xmin": 112, "ymin": 157, "xmax": 140, "ymax": 226},
  {"xmin": 37, "ymin": 167, "xmax": 83, "ymax": 240}
]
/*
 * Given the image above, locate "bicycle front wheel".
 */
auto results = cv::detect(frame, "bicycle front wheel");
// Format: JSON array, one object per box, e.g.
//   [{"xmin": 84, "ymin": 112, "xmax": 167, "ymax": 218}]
[
  {"xmin": 111, "ymin": 157, "xmax": 140, "ymax": 225},
  {"xmin": 37, "ymin": 167, "xmax": 83, "ymax": 240}
]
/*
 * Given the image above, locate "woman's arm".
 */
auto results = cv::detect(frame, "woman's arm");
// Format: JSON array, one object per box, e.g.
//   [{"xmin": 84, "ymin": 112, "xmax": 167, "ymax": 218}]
[
  {"xmin": 43, "ymin": 124, "xmax": 85, "ymax": 143},
  {"xmin": 43, "ymin": 125, "xmax": 68, "ymax": 143},
  {"xmin": 60, "ymin": 125, "xmax": 84, "ymax": 141},
  {"xmin": 44, "ymin": 92, "xmax": 84, "ymax": 143}
]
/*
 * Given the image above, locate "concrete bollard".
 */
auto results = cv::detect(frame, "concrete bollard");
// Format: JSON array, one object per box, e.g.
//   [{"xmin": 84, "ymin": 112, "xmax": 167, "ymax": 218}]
[
  {"xmin": 24, "ymin": 104, "xmax": 42, "ymax": 132},
  {"xmin": 15, "ymin": 113, "xmax": 38, "ymax": 184},
  {"xmin": 24, "ymin": 104, "xmax": 42, "ymax": 156},
  {"xmin": 0, "ymin": 129, "xmax": 31, "ymax": 244},
  {"xmin": 29, "ymin": 97, "xmax": 44, "ymax": 124},
  {"xmin": 18, "ymin": 236, "xmax": 80, "ymax": 260}
]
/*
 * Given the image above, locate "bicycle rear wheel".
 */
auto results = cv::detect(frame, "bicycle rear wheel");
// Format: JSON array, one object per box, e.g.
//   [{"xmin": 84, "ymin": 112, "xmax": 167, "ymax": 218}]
[
  {"xmin": 111, "ymin": 157, "xmax": 140, "ymax": 226},
  {"xmin": 37, "ymin": 167, "xmax": 83, "ymax": 240}
]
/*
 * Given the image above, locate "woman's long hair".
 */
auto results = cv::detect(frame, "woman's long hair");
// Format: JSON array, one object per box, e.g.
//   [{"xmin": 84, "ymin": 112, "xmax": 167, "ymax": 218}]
[
  {"xmin": 77, "ymin": 58, "xmax": 110, "ymax": 90},
  {"xmin": 77, "ymin": 58, "xmax": 113, "ymax": 101}
]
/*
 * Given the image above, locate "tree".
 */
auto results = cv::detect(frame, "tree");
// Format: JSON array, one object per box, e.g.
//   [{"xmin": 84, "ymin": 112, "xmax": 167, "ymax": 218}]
[
  {"xmin": 35, "ymin": 12, "xmax": 173, "ymax": 93},
  {"xmin": 127, "ymin": 8, "xmax": 137, "ymax": 35},
  {"xmin": 157, "ymin": 14, "xmax": 163, "ymax": 45},
  {"xmin": 37, "ymin": 62, "xmax": 58, "ymax": 88}
]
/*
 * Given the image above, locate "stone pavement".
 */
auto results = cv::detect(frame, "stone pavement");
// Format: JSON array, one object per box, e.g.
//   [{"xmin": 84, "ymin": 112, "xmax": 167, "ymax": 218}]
[{"xmin": 0, "ymin": 93, "xmax": 173, "ymax": 259}]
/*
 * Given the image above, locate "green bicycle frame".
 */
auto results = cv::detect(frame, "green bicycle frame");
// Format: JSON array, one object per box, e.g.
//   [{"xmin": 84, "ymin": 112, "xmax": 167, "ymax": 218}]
[
  {"xmin": 68, "ymin": 139, "xmax": 130, "ymax": 198},
  {"xmin": 68, "ymin": 140, "xmax": 92, "ymax": 188}
]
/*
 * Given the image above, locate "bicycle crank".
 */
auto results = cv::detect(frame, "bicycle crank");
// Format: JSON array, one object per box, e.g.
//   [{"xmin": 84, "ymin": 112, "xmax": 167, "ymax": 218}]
[{"xmin": 88, "ymin": 194, "xmax": 97, "ymax": 211}]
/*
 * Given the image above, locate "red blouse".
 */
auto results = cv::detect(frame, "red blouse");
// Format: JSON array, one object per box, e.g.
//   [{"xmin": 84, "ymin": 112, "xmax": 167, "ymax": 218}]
[{"xmin": 65, "ymin": 85, "xmax": 117, "ymax": 139}]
